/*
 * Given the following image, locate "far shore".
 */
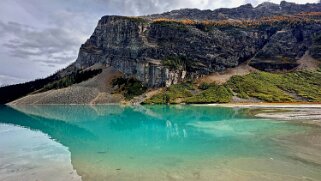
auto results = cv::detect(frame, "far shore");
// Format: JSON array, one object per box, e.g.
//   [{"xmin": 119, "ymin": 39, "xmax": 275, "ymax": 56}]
[
  {"xmin": 204, "ymin": 102, "xmax": 321, "ymax": 108},
  {"xmin": 203, "ymin": 103, "xmax": 321, "ymax": 127},
  {"xmin": 7, "ymin": 102, "xmax": 321, "ymax": 107}
]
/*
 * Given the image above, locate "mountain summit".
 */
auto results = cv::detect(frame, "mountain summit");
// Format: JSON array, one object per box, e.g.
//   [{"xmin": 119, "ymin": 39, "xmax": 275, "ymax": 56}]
[{"xmin": 146, "ymin": 1, "xmax": 321, "ymax": 20}]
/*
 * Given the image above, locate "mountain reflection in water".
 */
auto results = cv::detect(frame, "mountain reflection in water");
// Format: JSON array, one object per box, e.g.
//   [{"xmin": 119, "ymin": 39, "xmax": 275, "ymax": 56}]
[{"xmin": 0, "ymin": 105, "xmax": 320, "ymax": 181}]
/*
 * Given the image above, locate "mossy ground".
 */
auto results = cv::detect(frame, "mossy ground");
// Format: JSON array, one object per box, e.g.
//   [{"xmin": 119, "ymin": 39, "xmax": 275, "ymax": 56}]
[
  {"xmin": 143, "ymin": 83, "xmax": 232, "ymax": 104},
  {"xmin": 227, "ymin": 71, "xmax": 321, "ymax": 102},
  {"xmin": 144, "ymin": 69, "xmax": 321, "ymax": 104},
  {"xmin": 143, "ymin": 83, "xmax": 194, "ymax": 104}
]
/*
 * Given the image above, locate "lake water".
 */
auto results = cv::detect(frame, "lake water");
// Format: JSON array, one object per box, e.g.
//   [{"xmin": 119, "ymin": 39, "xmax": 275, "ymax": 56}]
[{"xmin": 0, "ymin": 105, "xmax": 320, "ymax": 181}]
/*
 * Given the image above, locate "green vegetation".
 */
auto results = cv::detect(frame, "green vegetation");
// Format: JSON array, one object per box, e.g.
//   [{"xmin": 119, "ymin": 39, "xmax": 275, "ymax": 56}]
[
  {"xmin": 126, "ymin": 17, "xmax": 147, "ymax": 23},
  {"xmin": 227, "ymin": 71, "xmax": 321, "ymax": 102},
  {"xmin": 278, "ymin": 71, "xmax": 321, "ymax": 102},
  {"xmin": 227, "ymin": 72, "xmax": 293, "ymax": 102},
  {"xmin": 161, "ymin": 56, "xmax": 186, "ymax": 70},
  {"xmin": 112, "ymin": 77, "xmax": 147, "ymax": 100},
  {"xmin": 0, "ymin": 74, "xmax": 59, "ymax": 104},
  {"xmin": 185, "ymin": 84, "xmax": 232, "ymax": 103},
  {"xmin": 144, "ymin": 83, "xmax": 231, "ymax": 104},
  {"xmin": 0, "ymin": 68, "xmax": 102, "ymax": 104},
  {"xmin": 144, "ymin": 70, "xmax": 321, "ymax": 104},
  {"xmin": 198, "ymin": 82, "xmax": 210, "ymax": 90},
  {"xmin": 41, "ymin": 69, "xmax": 102, "ymax": 92},
  {"xmin": 151, "ymin": 21, "xmax": 189, "ymax": 32},
  {"xmin": 143, "ymin": 83, "xmax": 193, "ymax": 104},
  {"xmin": 161, "ymin": 56, "xmax": 196, "ymax": 71}
]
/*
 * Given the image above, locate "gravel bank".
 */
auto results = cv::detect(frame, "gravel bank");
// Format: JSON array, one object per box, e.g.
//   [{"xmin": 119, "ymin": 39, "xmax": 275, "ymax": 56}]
[{"xmin": 9, "ymin": 67, "xmax": 124, "ymax": 105}]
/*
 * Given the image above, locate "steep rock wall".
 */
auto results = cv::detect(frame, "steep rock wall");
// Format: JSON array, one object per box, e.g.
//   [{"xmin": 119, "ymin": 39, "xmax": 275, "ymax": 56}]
[{"xmin": 73, "ymin": 13, "xmax": 321, "ymax": 87}]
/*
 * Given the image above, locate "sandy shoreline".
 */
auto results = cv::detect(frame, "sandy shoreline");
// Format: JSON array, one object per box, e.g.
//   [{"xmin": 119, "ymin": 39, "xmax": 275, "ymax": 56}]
[
  {"xmin": 206, "ymin": 103, "xmax": 321, "ymax": 108},
  {"xmin": 204, "ymin": 103, "xmax": 321, "ymax": 127}
]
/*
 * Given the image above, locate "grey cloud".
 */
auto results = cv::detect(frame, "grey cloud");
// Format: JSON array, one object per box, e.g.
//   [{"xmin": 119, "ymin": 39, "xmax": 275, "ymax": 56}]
[
  {"xmin": 0, "ymin": 21, "xmax": 31, "ymax": 37},
  {"xmin": 1, "ymin": 20, "xmax": 82, "ymax": 67},
  {"xmin": 0, "ymin": 74, "xmax": 27, "ymax": 86},
  {"xmin": 46, "ymin": 64, "xmax": 57, "ymax": 68},
  {"xmin": 38, "ymin": 55, "xmax": 78, "ymax": 65}
]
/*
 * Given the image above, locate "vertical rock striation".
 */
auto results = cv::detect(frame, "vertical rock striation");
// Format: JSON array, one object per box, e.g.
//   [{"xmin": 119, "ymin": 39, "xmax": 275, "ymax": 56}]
[{"xmin": 72, "ymin": 2, "xmax": 321, "ymax": 87}]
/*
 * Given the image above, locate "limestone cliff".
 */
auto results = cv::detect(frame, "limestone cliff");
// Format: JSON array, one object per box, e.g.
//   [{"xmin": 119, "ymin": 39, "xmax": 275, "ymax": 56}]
[{"xmin": 73, "ymin": 2, "xmax": 321, "ymax": 87}]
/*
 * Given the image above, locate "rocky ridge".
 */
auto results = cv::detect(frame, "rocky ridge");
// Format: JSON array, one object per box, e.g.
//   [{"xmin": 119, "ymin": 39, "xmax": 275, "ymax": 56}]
[{"xmin": 146, "ymin": 1, "xmax": 321, "ymax": 20}]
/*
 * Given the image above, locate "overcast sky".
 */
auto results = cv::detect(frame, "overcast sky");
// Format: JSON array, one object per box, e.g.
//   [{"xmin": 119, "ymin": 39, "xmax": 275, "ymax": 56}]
[{"xmin": 0, "ymin": 0, "xmax": 319, "ymax": 85}]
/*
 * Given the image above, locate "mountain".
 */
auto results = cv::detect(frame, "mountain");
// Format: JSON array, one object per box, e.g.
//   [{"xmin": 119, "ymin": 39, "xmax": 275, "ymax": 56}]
[
  {"xmin": 146, "ymin": 1, "xmax": 321, "ymax": 20},
  {"xmin": 2, "ymin": 1, "xmax": 321, "ymax": 104}
]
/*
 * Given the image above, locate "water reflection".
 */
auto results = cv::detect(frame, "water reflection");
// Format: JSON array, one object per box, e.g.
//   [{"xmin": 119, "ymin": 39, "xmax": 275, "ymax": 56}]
[
  {"xmin": 0, "ymin": 105, "xmax": 241, "ymax": 180},
  {"xmin": 0, "ymin": 105, "xmax": 320, "ymax": 181}
]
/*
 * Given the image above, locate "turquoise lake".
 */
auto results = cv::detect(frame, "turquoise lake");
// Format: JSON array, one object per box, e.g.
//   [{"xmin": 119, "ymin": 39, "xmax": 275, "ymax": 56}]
[{"xmin": 0, "ymin": 105, "xmax": 320, "ymax": 181}]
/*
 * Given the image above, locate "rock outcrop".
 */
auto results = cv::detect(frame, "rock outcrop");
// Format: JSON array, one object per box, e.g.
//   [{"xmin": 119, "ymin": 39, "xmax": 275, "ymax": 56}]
[
  {"xmin": 72, "ymin": 1, "xmax": 321, "ymax": 87},
  {"xmin": 250, "ymin": 25, "xmax": 321, "ymax": 71}
]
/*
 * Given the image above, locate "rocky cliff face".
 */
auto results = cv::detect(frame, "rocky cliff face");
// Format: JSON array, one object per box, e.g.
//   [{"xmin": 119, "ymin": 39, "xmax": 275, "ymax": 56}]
[
  {"xmin": 250, "ymin": 24, "xmax": 321, "ymax": 71},
  {"xmin": 72, "ymin": 1, "xmax": 321, "ymax": 87},
  {"xmin": 74, "ymin": 16, "xmax": 189, "ymax": 87}
]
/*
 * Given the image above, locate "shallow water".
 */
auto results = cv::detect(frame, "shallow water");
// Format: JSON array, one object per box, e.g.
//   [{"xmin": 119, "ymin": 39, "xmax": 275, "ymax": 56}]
[{"xmin": 0, "ymin": 105, "xmax": 320, "ymax": 181}]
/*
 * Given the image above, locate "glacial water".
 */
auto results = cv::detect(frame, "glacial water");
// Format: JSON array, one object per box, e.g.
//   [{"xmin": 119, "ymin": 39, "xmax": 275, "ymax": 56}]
[{"xmin": 0, "ymin": 105, "xmax": 320, "ymax": 181}]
